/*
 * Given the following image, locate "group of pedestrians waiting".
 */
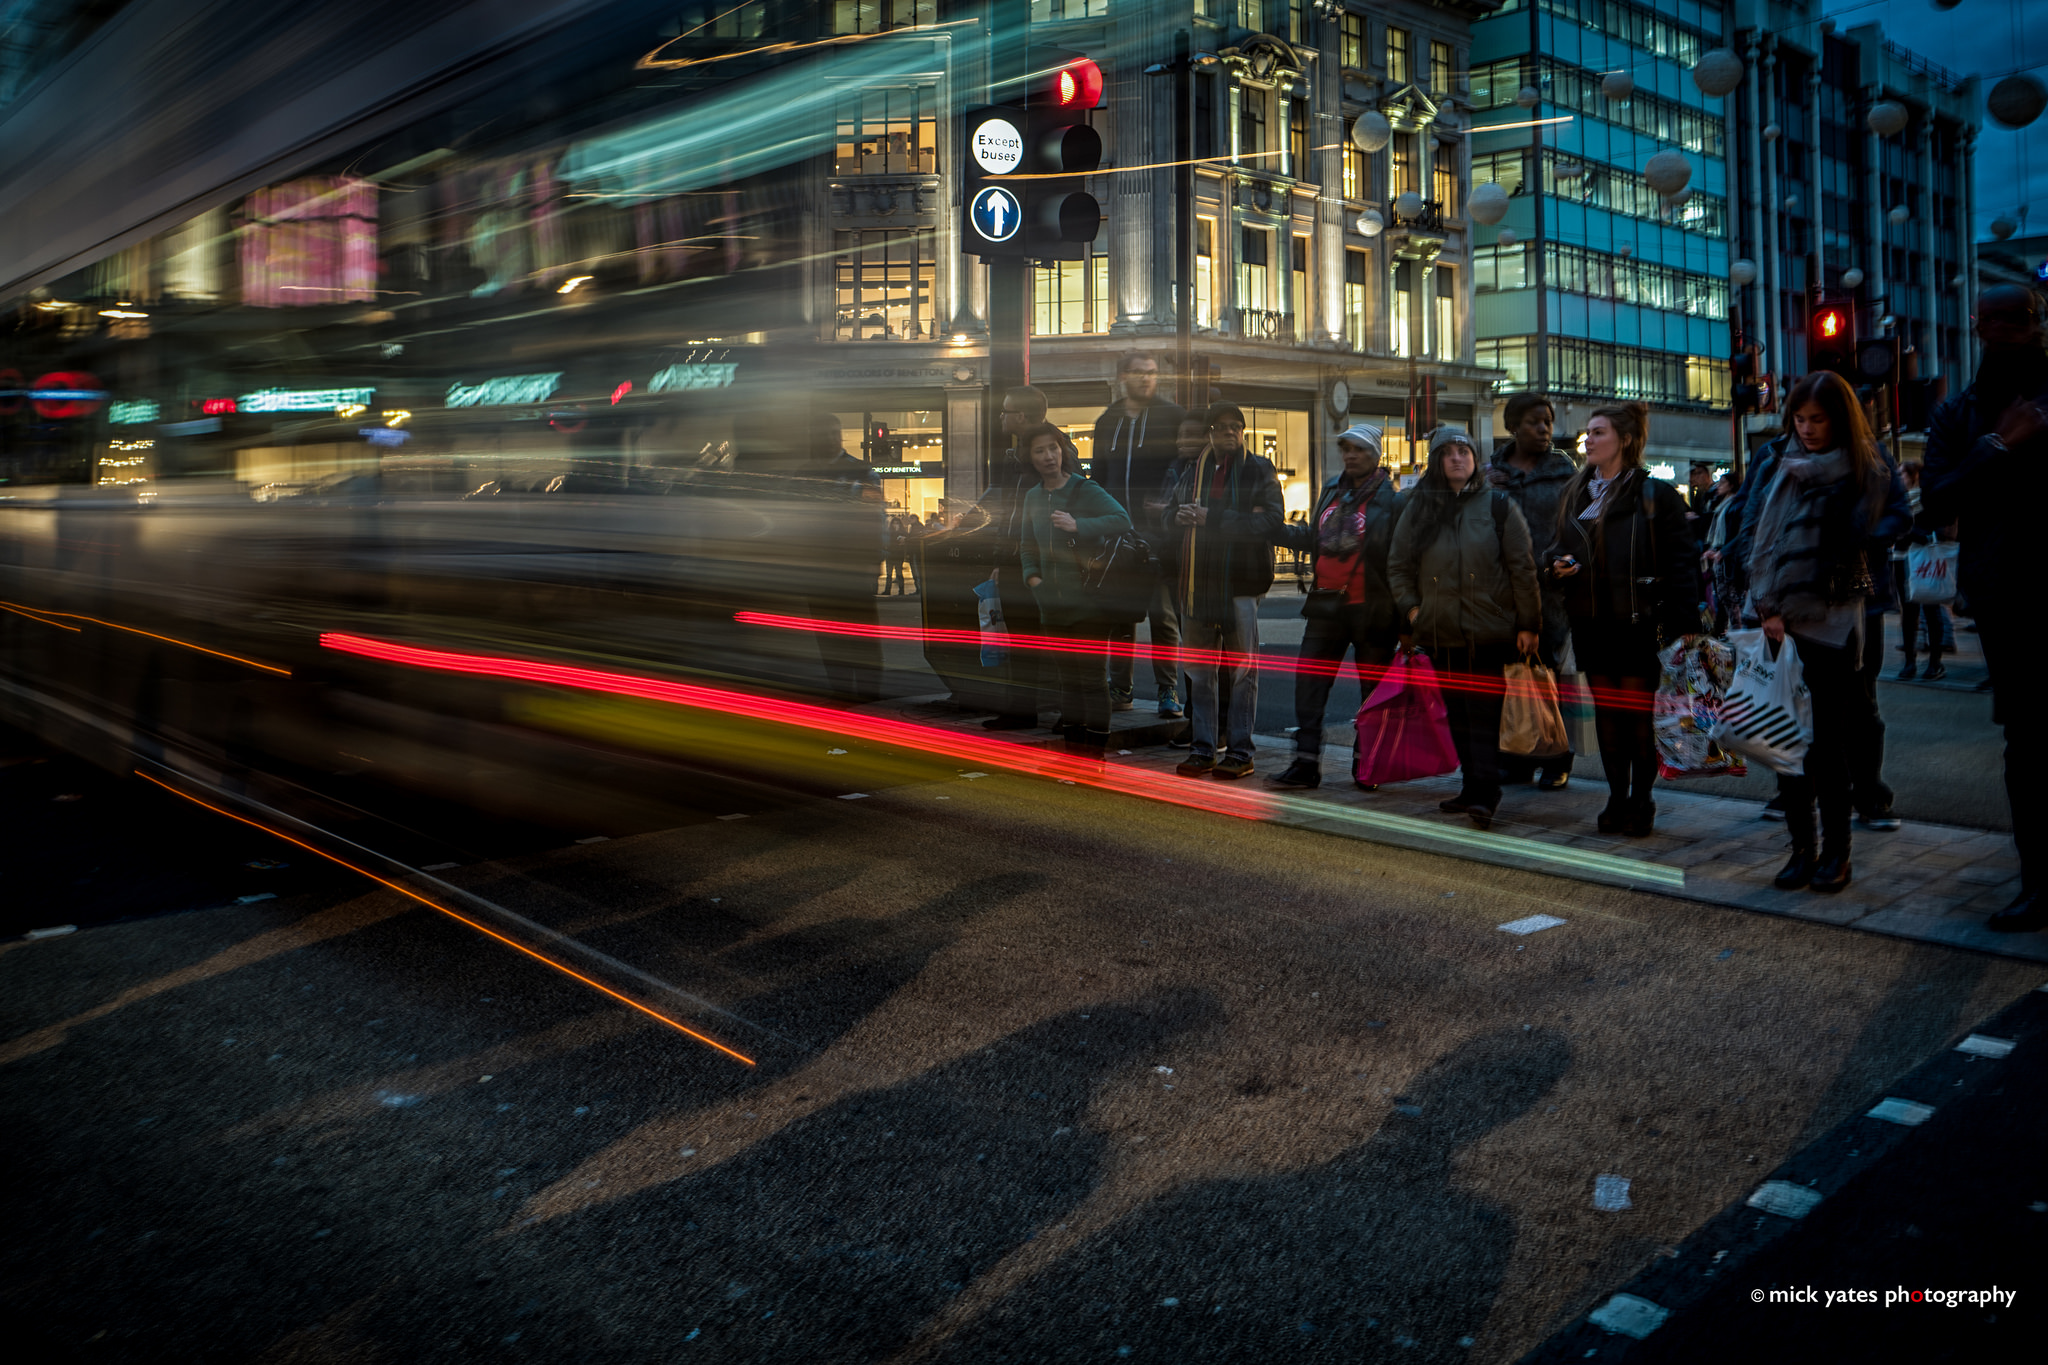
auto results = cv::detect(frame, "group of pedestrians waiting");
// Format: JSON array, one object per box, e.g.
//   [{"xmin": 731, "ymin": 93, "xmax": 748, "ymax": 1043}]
[{"xmin": 953, "ymin": 286, "xmax": 2042, "ymax": 932}]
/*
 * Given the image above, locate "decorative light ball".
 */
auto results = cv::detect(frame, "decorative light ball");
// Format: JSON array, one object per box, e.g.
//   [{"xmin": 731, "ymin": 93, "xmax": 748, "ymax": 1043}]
[
  {"xmin": 1888, "ymin": 204, "xmax": 1910, "ymax": 224},
  {"xmin": 1931, "ymin": 0, "xmax": 1960, "ymax": 9},
  {"xmin": 1841, "ymin": 267, "xmax": 1866, "ymax": 289},
  {"xmin": 1357, "ymin": 209, "xmax": 1386, "ymax": 237},
  {"xmin": 1730, "ymin": 259, "xmax": 1758, "ymax": 286},
  {"xmin": 1497, "ymin": 227, "xmax": 1518, "ymax": 247},
  {"xmin": 1783, "ymin": 193, "xmax": 1801, "ymax": 212},
  {"xmin": 1763, "ymin": 122, "xmax": 1782, "ymax": 141},
  {"xmin": 1602, "ymin": 71, "xmax": 1635, "ymax": 102},
  {"xmin": 1990, "ymin": 216, "xmax": 2017, "ymax": 241},
  {"xmin": 1867, "ymin": 101, "xmax": 1909, "ymax": 137},
  {"xmin": 1394, "ymin": 190, "xmax": 1424, "ymax": 219},
  {"xmin": 1665, "ymin": 186, "xmax": 1695, "ymax": 207},
  {"xmin": 1643, "ymin": 150, "xmax": 1693, "ymax": 196},
  {"xmin": 1515, "ymin": 86, "xmax": 1539, "ymax": 109},
  {"xmin": 1351, "ymin": 109, "xmax": 1392, "ymax": 153},
  {"xmin": 1950, "ymin": 273, "xmax": 1966, "ymax": 287},
  {"xmin": 1617, "ymin": 244, "xmax": 1634, "ymax": 258},
  {"xmin": 1692, "ymin": 49, "xmax": 1745, "ymax": 98},
  {"xmin": 1987, "ymin": 73, "xmax": 2047, "ymax": 130},
  {"xmin": 1468, "ymin": 181, "xmax": 1511, "ymax": 225}
]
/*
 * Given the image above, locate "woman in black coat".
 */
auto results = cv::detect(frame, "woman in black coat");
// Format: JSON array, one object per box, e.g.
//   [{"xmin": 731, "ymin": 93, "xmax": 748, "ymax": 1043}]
[{"xmin": 1545, "ymin": 402, "xmax": 1701, "ymax": 836}]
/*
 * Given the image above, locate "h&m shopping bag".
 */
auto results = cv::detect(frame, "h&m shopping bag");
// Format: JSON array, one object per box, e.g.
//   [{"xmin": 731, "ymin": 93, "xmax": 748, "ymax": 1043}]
[
  {"xmin": 1500, "ymin": 657, "xmax": 1570, "ymax": 758},
  {"xmin": 1354, "ymin": 651, "xmax": 1462, "ymax": 787},
  {"xmin": 1714, "ymin": 628, "xmax": 1813, "ymax": 776},
  {"xmin": 974, "ymin": 579, "xmax": 1007, "ymax": 666},
  {"xmin": 1904, "ymin": 541, "xmax": 1959, "ymax": 605},
  {"xmin": 1653, "ymin": 635, "xmax": 1748, "ymax": 780}
]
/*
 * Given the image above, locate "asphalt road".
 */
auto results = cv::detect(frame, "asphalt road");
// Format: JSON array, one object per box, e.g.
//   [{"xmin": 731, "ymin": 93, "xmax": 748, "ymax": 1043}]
[{"xmin": 2, "ymin": 722, "xmax": 2039, "ymax": 1363}]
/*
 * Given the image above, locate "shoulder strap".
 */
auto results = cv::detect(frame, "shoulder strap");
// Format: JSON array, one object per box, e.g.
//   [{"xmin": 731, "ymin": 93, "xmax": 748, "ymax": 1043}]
[{"xmin": 1491, "ymin": 489, "xmax": 1510, "ymax": 552}]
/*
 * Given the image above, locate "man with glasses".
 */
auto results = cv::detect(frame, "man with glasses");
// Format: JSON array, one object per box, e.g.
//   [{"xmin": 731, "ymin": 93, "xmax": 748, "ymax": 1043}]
[
  {"xmin": 1159, "ymin": 402, "xmax": 1284, "ymax": 779},
  {"xmin": 1090, "ymin": 352, "xmax": 1187, "ymax": 717}
]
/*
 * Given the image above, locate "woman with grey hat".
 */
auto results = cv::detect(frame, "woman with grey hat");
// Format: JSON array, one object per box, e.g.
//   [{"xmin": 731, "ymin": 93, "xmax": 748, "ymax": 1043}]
[
  {"xmin": 1269, "ymin": 423, "xmax": 1408, "ymax": 789},
  {"xmin": 1388, "ymin": 427, "xmax": 1543, "ymax": 828}
]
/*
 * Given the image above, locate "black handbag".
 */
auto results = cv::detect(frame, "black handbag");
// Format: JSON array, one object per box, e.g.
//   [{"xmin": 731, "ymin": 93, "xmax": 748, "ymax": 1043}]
[
  {"xmin": 1301, "ymin": 589, "xmax": 1346, "ymax": 621},
  {"xmin": 1080, "ymin": 530, "xmax": 1163, "ymax": 624}
]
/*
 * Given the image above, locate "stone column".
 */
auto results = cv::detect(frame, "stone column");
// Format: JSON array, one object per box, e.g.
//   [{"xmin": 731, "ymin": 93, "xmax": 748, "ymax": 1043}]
[
  {"xmin": 1918, "ymin": 116, "xmax": 1939, "ymax": 379},
  {"xmin": 1111, "ymin": 4, "xmax": 1172, "ymax": 331}
]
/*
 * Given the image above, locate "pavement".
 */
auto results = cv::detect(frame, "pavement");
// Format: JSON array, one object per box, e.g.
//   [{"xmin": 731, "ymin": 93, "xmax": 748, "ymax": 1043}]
[{"xmin": 3, "ymin": 587, "xmax": 2041, "ymax": 1364}]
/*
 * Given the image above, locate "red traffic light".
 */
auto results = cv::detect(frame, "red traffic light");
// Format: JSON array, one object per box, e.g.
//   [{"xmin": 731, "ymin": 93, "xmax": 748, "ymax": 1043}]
[
  {"xmin": 1051, "ymin": 59, "xmax": 1104, "ymax": 109},
  {"xmin": 1815, "ymin": 308, "xmax": 1844, "ymax": 340}
]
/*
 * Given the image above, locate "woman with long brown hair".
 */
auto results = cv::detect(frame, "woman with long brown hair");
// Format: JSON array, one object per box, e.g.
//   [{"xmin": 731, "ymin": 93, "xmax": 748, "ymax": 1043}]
[
  {"xmin": 1727, "ymin": 371, "xmax": 1911, "ymax": 893},
  {"xmin": 1544, "ymin": 402, "xmax": 1702, "ymax": 836}
]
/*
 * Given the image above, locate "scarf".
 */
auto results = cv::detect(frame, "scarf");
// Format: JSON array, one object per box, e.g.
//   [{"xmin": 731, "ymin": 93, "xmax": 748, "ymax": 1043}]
[
  {"xmin": 1747, "ymin": 447, "xmax": 1862, "ymax": 646},
  {"xmin": 1315, "ymin": 467, "xmax": 1386, "ymax": 559}
]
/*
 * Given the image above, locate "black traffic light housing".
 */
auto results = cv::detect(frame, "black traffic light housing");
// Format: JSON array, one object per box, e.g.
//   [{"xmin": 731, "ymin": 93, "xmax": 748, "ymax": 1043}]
[
  {"xmin": 1730, "ymin": 344, "xmax": 1763, "ymax": 415},
  {"xmin": 1809, "ymin": 297, "xmax": 1856, "ymax": 379},
  {"xmin": 962, "ymin": 49, "xmax": 1104, "ymax": 261},
  {"xmin": 1856, "ymin": 333, "xmax": 1900, "ymax": 388}
]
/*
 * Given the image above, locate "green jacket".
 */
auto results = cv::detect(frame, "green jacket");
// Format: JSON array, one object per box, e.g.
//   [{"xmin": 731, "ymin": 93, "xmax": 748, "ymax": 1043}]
[
  {"xmin": 1387, "ymin": 482, "xmax": 1542, "ymax": 650},
  {"xmin": 1019, "ymin": 475, "xmax": 1133, "ymax": 627}
]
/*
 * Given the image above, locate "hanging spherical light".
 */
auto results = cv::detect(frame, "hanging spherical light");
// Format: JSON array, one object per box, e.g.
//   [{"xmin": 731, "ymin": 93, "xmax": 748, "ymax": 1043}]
[
  {"xmin": 1887, "ymin": 204, "xmax": 1910, "ymax": 224},
  {"xmin": 1497, "ymin": 227, "xmax": 1518, "ymax": 247},
  {"xmin": 1931, "ymin": 0, "xmax": 1961, "ymax": 9},
  {"xmin": 1351, "ymin": 109, "xmax": 1392, "ymax": 153},
  {"xmin": 1665, "ymin": 186, "xmax": 1695, "ymax": 207},
  {"xmin": 1692, "ymin": 49, "xmax": 1744, "ymax": 98},
  {"xmin": 1515, "ymin": 86, "xmax": 1540, "ymax": 109},
  {"xmin": 1394, "ymin": 190, "xmax": 1424, "ymax": 220},
  {"xmin": 1841, "ymin": 267, "xmax": 1866, "ymax": 289},
  {"xmin": 1643, "ymin": 150, "xmax": 1693, "ymax": 196},
  {"xmin": 1617, "ymin": 244, "xmax": 1634, "ymax": 258},
  {"xmin": 1730, "ymin": 260, "xmax": 1758, "ymax": 286},
  {"xmin": 1867, "ymin": 101, "xmax": 1909, "ymax": 137},
  {"xmin": 1763, "ymin": 122, "xmax": 1782, "ymax": 141},
  {"xmin": 1990, "ymin": 216, "xmax": 2017, "ymax": 241},
  {"xmin": 1950, "ymin": 273, "xmax": 1966, "ymax": 287},
  {"xmin": 1986, "ymin": 74, "xmax": 2047, "ymax": 130},
  {"xmin": 1467, "ymin": 181, "xmax": 1510, "ymax": 226},
  {"xmin": 1602, "ymin": 70, "xmax": 1635, "ymax": 102},
  {"xmin": 1357, "ymin": 209, "xmax": 1385, "ymax": 237},
  {"xmin": 1783, "ymin": 192, "xmax": 1801, "ymax": 212}
]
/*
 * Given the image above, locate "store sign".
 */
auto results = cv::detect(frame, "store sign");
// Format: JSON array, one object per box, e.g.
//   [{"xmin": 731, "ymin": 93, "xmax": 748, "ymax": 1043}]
[
  {"xmin": 109, "ymin": 399, "xmax": 160, "ymax": 425},
  {"xmin": 31, "ymin": 372, "xmax": 106, "ymax": 419},
  {"xmin": 649, "ymin": 362, "xmax": 737, "ymax": 393},
  {"xmin": 445, "ymin": 373, "xmax": 561, "ymax": 408},
  {"xmin": 360, "ymin": 427, "xmax": 411, "ymax": 447},
  {"xmin": 871, "ymin": 462, "xmax": 945, "ymax": 478},
  {"xmin": 239, "ymin": 386, "xmax": 376, "ymax": 413}
]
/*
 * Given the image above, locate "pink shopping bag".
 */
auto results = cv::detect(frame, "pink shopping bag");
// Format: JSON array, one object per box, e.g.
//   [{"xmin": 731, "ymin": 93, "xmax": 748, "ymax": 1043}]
[{"xmin": 1354, "ymin": 651, "xmax": 1462, "ymax": 787}]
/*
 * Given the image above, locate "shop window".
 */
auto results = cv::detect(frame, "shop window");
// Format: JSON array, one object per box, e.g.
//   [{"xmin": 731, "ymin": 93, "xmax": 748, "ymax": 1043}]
[
  {"xmin": 1343, "ymin": 249, "xmax": 1368, "ymax": 351},
  {"xmin": 240, "ymin": 177, "xmax": 379, "ymax": 307},
  {"xmin": 834, "ymin": 229, "xmax": 937, "ymax": 340},
  {"xmin": 1386, "ymin": 26, "xmax": 1410, "ymax": 85},
  {"xmin": 835, "ymin": 86, "xmax": 937, "ymax": 177}
]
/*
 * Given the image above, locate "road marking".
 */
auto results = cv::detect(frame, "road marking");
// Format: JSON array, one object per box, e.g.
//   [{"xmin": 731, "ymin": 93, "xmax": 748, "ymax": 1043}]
[
  {"xmin": 1498, "ymin": 914, "xmax": 1567, "ymax": 935},
  {"xmin": 1865, "ymin": 1097, "xmax": 1935, "ymax": 1126},
  {"xmin": 1746, "ymin": 1181, "xmax": 1824, "ymax": 1218},
  {"xmin": 1955, "ymin": 1034, "xmax": 2015, "ymax": 1058}
]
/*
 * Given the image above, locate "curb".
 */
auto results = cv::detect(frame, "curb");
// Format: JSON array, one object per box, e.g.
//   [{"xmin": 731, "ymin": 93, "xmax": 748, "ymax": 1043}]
[{"xmin": 1515, "ymin": 980, "xmax": 2048, "ymax": 1361}]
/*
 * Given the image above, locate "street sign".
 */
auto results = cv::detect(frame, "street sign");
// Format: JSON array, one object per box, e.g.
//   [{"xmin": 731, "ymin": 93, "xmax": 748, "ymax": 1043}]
[
  {"xmin": 970, "ymin": 185, "xmax": 1022, "ymax": 245},
  {"xmin": 969, "ymin": 116, "xmax": 1024, "ymax": 174}
]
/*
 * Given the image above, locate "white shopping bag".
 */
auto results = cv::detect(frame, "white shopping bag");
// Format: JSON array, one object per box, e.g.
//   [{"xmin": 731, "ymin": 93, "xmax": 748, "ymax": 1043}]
[
  {"xmin": 974, "ymin": 579, "xmax": 1007, "ymax": 667},
  {"xmin": 1713, "ymin": 628, "xmax": 1813, "ymax": 776},
  {"xmin": 1904, "ymin": 542, "xmax": 1958, "ymax": 605}
]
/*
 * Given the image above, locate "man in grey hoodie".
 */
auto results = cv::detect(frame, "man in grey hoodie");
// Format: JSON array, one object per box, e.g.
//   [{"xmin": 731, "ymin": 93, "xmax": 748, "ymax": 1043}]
[{"xmin": 1487, "ymin": 392, "xmax": 1579, "ymax": 789}]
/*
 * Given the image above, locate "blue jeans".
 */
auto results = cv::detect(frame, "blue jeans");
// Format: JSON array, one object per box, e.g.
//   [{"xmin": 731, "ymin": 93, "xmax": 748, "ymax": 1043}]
[{"xmin": 1183, "ymin": 596, "xmax": 1261, "ymax": 760}]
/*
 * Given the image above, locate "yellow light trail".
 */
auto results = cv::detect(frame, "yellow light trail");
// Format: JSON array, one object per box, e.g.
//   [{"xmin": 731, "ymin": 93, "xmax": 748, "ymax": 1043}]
[
  {"xmin": 135, "ymin": 771, "xmax": 757, "ymax": 1067},
  {"xmin": 0, "ymin": 601, "xmax": 80, "ymax": 631},
  {"xmin": 0, "ymin": 601, "xmax": 290, "ymax": 674}
]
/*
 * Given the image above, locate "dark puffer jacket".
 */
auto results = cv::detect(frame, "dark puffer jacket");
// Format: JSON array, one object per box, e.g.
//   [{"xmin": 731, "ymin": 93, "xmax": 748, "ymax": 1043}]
[
  {"xmin": 1545, "ymin": 466, "xmax": 1703, "ymax": 640},
  {"xmin": 1388, "ymin": 482, "xmax": 1542, "ymax": 651},
  {"xmin": 1487, "ymin": 444, "xmax": 1580, "ymax": 659}
]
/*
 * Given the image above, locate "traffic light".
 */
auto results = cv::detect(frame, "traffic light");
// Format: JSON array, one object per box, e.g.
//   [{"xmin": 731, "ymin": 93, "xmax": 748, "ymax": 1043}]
[
  {"xmin": 1731, "ymin": 345, "xmax": 1763, "ymax": 415},
  {"xmin": 1021, "ymin": 48, "xmax": 1104, "ymax": 260},
  {"xmin": 1856, "ymin": 334, "xmax": 1899, "ymax": 388},
  {"xmin": 1809, "ymin": 298, "xmax": 1856, "ymax": 378}
]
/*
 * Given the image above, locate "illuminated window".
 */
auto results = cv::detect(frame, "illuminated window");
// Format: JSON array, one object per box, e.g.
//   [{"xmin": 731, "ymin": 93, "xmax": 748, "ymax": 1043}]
[
  {"xmin": 1342, "ymin": 121, "xmax": 1365, "ymax": 200},
  {"xmin": 1032, "ymin": 245, "xmax": 1109, "ymax": 336},
  {"xmin": 1475, "ymin": 337, "xmax": 1531, "ymax": 386},
  {"xmin": 1238, "ymin": 0, "xmax": 1262, "ymax": 30},
  {"xmin": 1341, "ymin": 14, "xmax": 1365, "ymax": 70},
  {"xmin": 832, "ymin": 1, "xmax": 934, "ymax": 33},
  {"xmin": 1430, "ymin": 40, "xmax": 1455, "ymax": 93},
  {"xmin": 1433, "ymin": 150, "xmax": 1459, "ymax": 217},
  {"xmin": 835, "ymin": 86, "xmax": 937, "ymax": 176},
  {"xmin": 1239, "ymin": 84, "xmax": 1268, "ymax": 161},
  {"xmin": 1291, "ymin": 235, "xmax": 1310, "ymax": 334},
  {"xmin": 1289, "ymin": 97, "xmax": 1308, "ymax": 179},
  {"xmin": 1386, "ymin": 27, "xmax": 1410, "ymax": 85},
  {"xmin": 1195, "ymin": 218, "xmax": 1216, "ymax": 327},
  {"xmin": 1239, "ymin": 227, "xmax": 1271, "ymax": 315},
  {"xmin": 1391, "ymin": 260, "xmax": 1414, "ymax": 357},
  {"xmin": 707, "ymin": 2, "xmax": 767, "ymax": 37},
  {"xmin": 1344, "ymin": 249, "xmax": 1368, "ymax": 350},
  {"xmin": 1434, "ymin": 269, "xmax": 1456, "ymax": 361},
  {"xmin": 1391, "ymin": 133, "xmax": 1417, "ymax": 197},
  {"xmin": 834, "ymin": 229, "xmax": 937, "ymax": 341},
  {"xmin": 239, "ymin": 177, "xmax": 378, "ymax": 307}
]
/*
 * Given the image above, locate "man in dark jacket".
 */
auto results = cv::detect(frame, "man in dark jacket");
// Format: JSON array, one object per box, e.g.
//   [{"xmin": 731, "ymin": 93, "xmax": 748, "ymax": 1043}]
[
  {"xmin": 1487, "ymin": 391, "xmax": 1579, "ymax": 789},
  {"xmin": 1268, "ymin": 423, "xmax": 1405, "ymax": 789},
  {"xmin": 978, "ymin": 385, "xmax": 1055, "ymax": 729},
  {"xmin": 1923, "ymin": 285, "xmax": 2048, "ymax": 931},
  {"xmin": 1159, "ymin": 402, "xmax": 1284, "ymax": 779},
  {"xmin": 1091, "ymin": 352, "xmax": 1188, "ymax": 717}
]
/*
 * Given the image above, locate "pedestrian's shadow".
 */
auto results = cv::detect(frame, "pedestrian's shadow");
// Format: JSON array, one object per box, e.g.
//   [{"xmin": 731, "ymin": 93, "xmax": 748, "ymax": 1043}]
[{"xmin": 934, "ymin": 1026, "xmax": 1572, "ymax": 1363}]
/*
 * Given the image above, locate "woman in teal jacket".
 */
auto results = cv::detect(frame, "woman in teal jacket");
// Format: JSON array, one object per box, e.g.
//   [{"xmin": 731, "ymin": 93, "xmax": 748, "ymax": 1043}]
[{"xmin": 1018, "ymin": 422, "xmax": 1133, "ymax": 748}]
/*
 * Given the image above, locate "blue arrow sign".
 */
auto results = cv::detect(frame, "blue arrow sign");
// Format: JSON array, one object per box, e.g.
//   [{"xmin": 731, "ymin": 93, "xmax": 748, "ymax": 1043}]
[{"xmin": 970, "ymin": 185, "xmax": 1022, "ymax": 244}]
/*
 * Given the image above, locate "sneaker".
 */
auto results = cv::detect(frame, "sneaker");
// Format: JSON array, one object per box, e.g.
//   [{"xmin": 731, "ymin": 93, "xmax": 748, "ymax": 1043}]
[
  {"xmin": 1759, "ymin": 795, "xmax": 1787, "ymax": 822},
  {"xmin": 1268, "ymin": 759, "xmax": 1321, "ymax": 789},
  {"xmin": 1894, "ymin": 661, "xmax": 1918, "ymax": 681},
  {"xmin": 1110, "ymin": 688, "xmax": 1136, "ymax": 712},
  {"xmin": 1212, "ymin": 754, "xmax": 1255, "ymax": 780},
  {"xmin": 1860, "ymin": 807, "xmax": 1902, "ymax": 831},
  {"xmin": 1174, "ymin": 754, "xmax": 1216, "ymax": 777},
  {"xmin": 1921, "ymin": 662, "xmax": 1947, "ymax": 682},
  {"xmin": 1155, "ymin": 687, "xmax": 1184, "ymax": 720}
]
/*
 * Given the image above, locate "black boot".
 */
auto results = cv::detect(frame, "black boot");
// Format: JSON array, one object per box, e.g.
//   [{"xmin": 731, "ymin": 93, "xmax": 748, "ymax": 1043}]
[
  {"xmin": 1625, "ymin": 797, "xmax": 1657, "ymax": 837},
  {"xmin": 1776, "ymin": 796, "xmax": 1818, "ymax": 889},
  {"xmin": 1774, "ymin": 846, "xmax": 1819, "ymax": 890},
  {"xmin": 1597, "ymin": 799, "xmax": 1628, "ymax": 834},
  {"xmin": 1811, "ymin": 846, "xmax": 1853, "ymax": 893}
]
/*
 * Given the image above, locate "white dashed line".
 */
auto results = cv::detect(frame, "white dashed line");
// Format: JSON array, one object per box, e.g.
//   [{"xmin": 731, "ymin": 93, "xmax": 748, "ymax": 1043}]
[{"xmin": 1865, "ymin": 1097, "xmax": 1936, "ymax": 1126}]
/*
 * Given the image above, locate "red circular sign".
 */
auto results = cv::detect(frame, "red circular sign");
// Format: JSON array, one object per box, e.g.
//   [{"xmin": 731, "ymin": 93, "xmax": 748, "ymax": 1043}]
[{"xmin": 31, "ymin": 370, "xmax": 105, "ymax": 420}]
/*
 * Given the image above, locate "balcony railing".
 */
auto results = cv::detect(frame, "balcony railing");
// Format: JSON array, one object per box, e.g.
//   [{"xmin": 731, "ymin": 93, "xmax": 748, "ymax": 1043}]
[
  {"xmin": 1391, "ymin": 198, "xmax": 1448, "ymax": 233},
  {"xmin": 1236, "ymin": 308, "xmax": 1295, "ymax": 342}
]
